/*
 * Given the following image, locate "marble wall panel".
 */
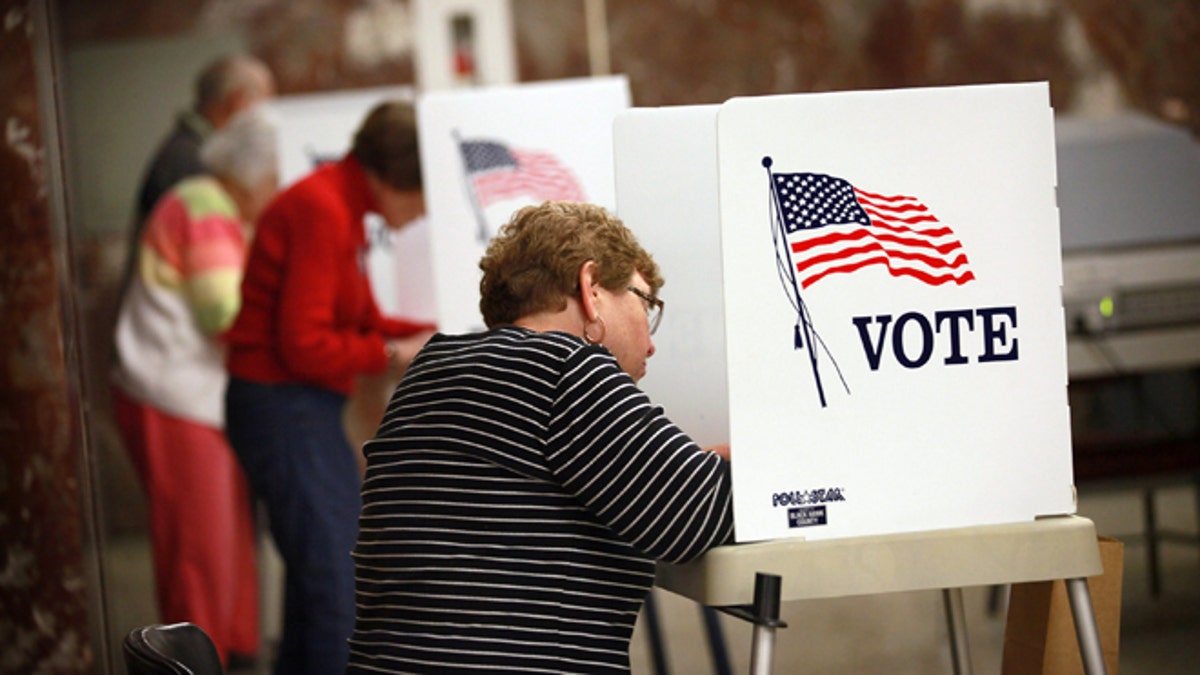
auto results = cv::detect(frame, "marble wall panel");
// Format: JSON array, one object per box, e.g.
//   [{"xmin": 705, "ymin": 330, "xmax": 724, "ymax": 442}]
[{"xmin": 1, "ymin": 1, "xmax": 97, "ymax": 672}]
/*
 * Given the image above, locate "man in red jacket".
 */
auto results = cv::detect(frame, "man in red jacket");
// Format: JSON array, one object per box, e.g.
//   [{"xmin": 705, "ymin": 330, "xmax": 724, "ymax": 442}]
[{"xmin": 224, "ymin": 100, "xmax": 435, "ymax": 675}]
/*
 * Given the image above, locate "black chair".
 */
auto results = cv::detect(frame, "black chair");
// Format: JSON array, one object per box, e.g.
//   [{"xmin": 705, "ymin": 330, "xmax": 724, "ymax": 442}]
[{"xmin": 123, "ymin": 622, "xmax": 224, "ymax": 675}]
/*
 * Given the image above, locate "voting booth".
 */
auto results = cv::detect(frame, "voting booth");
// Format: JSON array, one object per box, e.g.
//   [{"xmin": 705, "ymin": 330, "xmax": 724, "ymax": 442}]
[
  {"xmin": 272, "ymin": 78, "xmax": 632, "ymax": 330},
  {"xmin": 417, "ymin": 76, "xmax": 631, "ymax": 332},
  {"xmin": 616, "ymin": 83, "xmax": 1076, "ymax": 544},
  {"xmin": 616, "ymin": 84, "xmax": 1110, "ymax": 674}
]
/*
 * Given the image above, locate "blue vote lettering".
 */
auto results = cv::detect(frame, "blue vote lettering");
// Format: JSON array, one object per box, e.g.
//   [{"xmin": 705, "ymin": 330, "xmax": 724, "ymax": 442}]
[{"xmin": 852, "ymin": 306, "xmax": 1019, "ymax": 370}]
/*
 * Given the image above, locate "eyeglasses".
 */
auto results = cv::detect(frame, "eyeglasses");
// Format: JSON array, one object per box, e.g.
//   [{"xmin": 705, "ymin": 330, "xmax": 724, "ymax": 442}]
[{"xmin": 627, "ymin": 286, "xmax": 664, "ymax": 335}]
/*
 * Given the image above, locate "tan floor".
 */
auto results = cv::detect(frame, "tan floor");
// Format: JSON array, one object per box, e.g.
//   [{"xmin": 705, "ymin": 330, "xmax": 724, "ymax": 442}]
[{"xmin": 103, "ymin": 483, "xmax": 1200, "ymax": 674}]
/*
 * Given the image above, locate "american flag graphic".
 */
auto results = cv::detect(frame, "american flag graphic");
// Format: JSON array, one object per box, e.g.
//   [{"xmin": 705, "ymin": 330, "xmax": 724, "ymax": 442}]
[
  {"xmin": 772, "ymin": 172, "xmax": 975, "ymax": 289},
  {"xmin": 459, "ymin": 139, "xmax": 586, "ymax": 206}
]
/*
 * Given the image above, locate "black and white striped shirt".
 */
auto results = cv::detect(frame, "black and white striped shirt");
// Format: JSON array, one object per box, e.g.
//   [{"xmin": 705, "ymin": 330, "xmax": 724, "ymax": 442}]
[{"xmin": 348, "ymin": 326, "xmax": 734, "ymax": 673}]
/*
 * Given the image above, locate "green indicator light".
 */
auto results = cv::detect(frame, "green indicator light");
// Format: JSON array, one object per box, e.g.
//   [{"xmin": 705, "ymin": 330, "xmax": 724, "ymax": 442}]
[{"xmin": 1099, "ymin": 296, "xmax": 1114, "ymax": 318}]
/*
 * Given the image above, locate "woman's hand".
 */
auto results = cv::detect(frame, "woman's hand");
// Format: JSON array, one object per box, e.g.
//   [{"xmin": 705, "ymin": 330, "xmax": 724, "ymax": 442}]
[
  {"xmin": 704, "ymin": 443, "xmax": 731, "ymax": 461},
  {"xmin": 386, "ymin": 329, "xmax": 437, "ymax": 376}
]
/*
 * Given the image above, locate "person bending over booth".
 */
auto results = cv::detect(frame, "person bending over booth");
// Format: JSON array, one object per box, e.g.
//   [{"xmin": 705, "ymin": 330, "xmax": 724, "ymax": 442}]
[
  {"xmin": 112, "ymin": 105, "xmax": 279, "ymax": 667},
  {"xmin": 223, "ymin": 100, "xmax": 436, "ymax": 675},
  {"xmin": 347, "ymin": 201, "xmax": 735, "ymax": 673}
]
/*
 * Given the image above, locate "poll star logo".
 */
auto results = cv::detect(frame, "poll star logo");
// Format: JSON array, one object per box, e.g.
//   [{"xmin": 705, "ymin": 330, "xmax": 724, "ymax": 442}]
[
  {"xmin": 763, "ymin": 156, "xmax": 978, "ymax": 407},
  {"xmin": 455, "ymin": 132, "xmax": 587, "ymax": 242}
]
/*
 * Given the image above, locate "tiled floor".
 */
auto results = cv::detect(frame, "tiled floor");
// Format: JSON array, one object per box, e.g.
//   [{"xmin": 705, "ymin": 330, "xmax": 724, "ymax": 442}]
[{"xmin": 102, "ymin": 483, "xmax": 1199, "ymax": 674}]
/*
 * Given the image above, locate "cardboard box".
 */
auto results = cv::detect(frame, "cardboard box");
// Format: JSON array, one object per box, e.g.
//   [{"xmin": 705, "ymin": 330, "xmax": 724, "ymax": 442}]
[{"xmin": 1002, "ymin": 536, "xmax": 1124, "ymax": 674}]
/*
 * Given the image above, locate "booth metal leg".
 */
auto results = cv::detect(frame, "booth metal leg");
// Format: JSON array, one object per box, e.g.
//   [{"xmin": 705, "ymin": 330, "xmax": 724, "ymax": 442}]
[
  {"xmin": 642, "ymin": 590, "xmax": 670, "ymax": 675},
  {"xmin": 716, "ymin": 572, "xmax": 787, "ymax": 675},
  {"xmin": 701, "ymin": 606, "xmax": 734, "ymax": 675},
  {"xmin": 1065, "ymin": 577, "xmax": 1109, "ymax": 675},
  {"xmin": 749, "ymin": 622, "xmax": 777, "ymax": 675},
  {"xmin": 748, "ymin": 573, "xmax": 785, "ymax": 675},
  {"xmin": 1142, "ymin": 488, "xmax": 1162, "ymax": 596},
  {"xmin": 941, "ymin": 588, "xmax": 973, "ymax": 675}
]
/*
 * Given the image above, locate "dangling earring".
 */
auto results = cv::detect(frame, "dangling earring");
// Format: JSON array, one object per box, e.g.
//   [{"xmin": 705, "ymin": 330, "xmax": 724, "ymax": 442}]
[{"xmin": 583, "ymin": 315, "xmax": 606, "ymax": 344}]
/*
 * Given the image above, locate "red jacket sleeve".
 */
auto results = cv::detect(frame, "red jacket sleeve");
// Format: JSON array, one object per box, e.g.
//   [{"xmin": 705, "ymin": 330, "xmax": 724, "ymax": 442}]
[{"xmin": 365, "ymin": 299, "xmax": 437, "ymax": 339}]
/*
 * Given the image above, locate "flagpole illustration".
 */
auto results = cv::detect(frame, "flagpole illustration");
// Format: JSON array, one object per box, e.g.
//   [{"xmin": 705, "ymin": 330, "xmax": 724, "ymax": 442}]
[
  {"xmin": 453, "ymin": 129, "xmax": 491, "ymax": 243},
  {"xmin": 764, "ymin": 156, "xmax": 827, "ymax": 408}
]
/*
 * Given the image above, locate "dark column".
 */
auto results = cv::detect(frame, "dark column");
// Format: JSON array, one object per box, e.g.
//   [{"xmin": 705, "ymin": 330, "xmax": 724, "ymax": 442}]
[{"xmin": 0, "ymin": 0, "xmax": 107, "ymax": 671}]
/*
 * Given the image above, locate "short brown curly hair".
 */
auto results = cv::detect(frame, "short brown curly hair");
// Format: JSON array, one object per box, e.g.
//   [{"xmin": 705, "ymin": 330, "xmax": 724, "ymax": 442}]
[{"xmin": 479, "ymin": 201, "xmax": 663, "ymax": 328}]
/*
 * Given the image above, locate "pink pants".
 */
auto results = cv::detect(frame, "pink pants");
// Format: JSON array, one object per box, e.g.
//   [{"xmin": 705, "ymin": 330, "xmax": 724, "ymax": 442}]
[{"xmin": 113, "ymin": 387, "xmax": 260, "ymax": 664}]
